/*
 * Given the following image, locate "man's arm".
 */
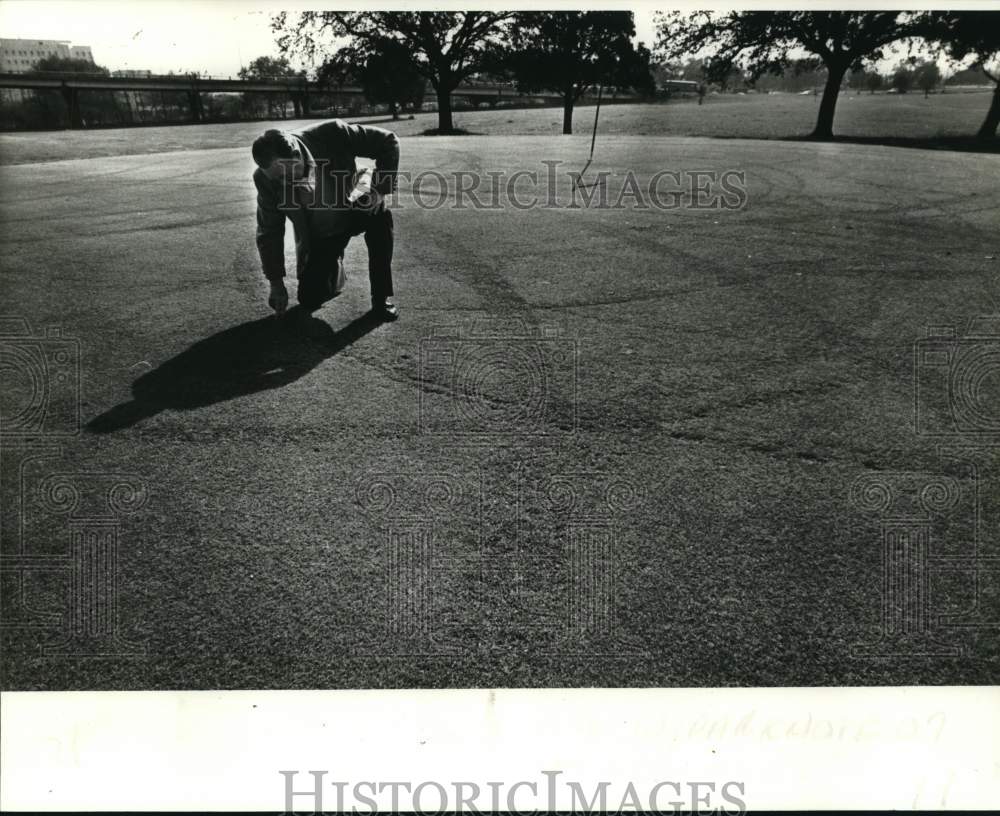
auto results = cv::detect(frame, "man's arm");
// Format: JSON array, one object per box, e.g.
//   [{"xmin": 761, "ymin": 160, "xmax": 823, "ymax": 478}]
[
  {"xmin": 254, "ymin": 169, "xmax": 286, "ymax": 282},
  {"xmin": 340, "ymin": 121, "xmax": 400, "ymax": 197}
]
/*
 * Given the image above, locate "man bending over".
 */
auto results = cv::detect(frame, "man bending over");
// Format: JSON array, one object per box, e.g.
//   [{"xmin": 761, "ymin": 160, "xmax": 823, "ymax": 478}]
[{"xmin": 251, "ymin": 120, "xmax": 400, "ymax": 321}]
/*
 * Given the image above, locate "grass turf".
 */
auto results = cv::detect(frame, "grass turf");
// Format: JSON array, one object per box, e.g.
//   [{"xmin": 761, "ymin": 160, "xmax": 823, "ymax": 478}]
[
  {"xmin": 0, "ymin": 87, "xmax": 996, "ymax": 166},
  {"xmin": 0, "ymin": 125, "xmax": 998, "ymax": 689}
]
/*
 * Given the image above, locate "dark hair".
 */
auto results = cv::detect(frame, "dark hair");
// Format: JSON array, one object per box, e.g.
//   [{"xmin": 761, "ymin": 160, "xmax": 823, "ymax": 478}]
[{"xmin": 252, "ymin": 129, "xmax": 293, "ymax": 168}]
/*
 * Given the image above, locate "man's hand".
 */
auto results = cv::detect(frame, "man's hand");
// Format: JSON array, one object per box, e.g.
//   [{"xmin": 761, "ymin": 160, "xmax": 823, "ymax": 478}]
[
  {"xmin": 351, "ymin": 189, "xmax": 384, "ymax": 215},
  {"xmin": 348, "ymin": 167, "xmax": 384, "ymax": 215},
  {"xmin": 268, "ymin": 281, "xmax": 288, "ymax": 315}
]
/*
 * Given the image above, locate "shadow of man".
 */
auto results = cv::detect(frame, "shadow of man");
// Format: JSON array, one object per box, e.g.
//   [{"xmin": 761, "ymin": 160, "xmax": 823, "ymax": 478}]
[{"xmin": 87, "ymin": 307, "xmax": 382, "ymax": 433}]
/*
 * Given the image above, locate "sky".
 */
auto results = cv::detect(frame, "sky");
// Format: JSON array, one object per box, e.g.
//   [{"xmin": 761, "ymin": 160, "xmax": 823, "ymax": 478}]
[
  {"xmin": 0, "ymin": 2, "xmax": 956, "ymax": 79},
  {"xmin": 0, "ymin": 2, "xmax": 285, "ymax": 76},
  {"xmin": 0, "ymin": 1, "xmax": 662, "ymax": 76}
]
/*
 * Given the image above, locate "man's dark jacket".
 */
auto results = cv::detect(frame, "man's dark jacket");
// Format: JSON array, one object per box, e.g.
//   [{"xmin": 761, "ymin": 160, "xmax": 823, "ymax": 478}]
[{"xmin": 254, "ymin": 119, "xmax": 399, "ymax": 282}]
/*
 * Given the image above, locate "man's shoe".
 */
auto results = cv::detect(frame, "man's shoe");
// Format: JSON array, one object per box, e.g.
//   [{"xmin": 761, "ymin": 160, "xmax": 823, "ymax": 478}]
[{"xmin": 370, "ymin": 298, "xmax": 399, "ymax": 322}]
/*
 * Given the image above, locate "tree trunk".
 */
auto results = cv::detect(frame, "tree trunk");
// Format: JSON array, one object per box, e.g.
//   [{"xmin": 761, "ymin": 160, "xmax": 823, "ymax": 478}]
[
  {"xmin": 562, "ymin": 90, "xmax": 574, "ymax": 135},
  {"xmin": 977, "ymin": 80, "xmax": 1000, "ymax": 140},
  {"xmin": 435, "ymin": 86, "xmax": 453, "ymax": 133},
  {"xmin": 810, "ymin": 60, "xmax": 849, "ymax": 140}
]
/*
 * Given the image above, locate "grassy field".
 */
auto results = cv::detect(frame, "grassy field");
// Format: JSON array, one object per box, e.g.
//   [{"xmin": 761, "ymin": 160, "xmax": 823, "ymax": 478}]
[
  {"xmin": 1, "ymin": 105, "xmax": 998, "ymax": 689},
  {"xmin": 0, "ymin": 87, "xmax": 995, "ymax": 166}
]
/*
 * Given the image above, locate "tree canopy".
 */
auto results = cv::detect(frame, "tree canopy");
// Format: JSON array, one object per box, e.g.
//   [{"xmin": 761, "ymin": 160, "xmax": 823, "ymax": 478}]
[
  {"xmin": 918, "ymin": 11, "xmax": 1000, "ymax": 137},
  {"xmin": 507, "ymin": 11, "xmax": 654, "ymax": 134},
  {"xmin": 32, "ymin": 56, "xmax": 107, "ymax": 75},
  {"xmin": 656, "ymin": 11, "xmax": 924, "ymax": 138},
  {"xmin": 273, "ymin": 11, "xmax": 510, "ymax": 133},
  {"xmin": 358, "ymin": 40, "xmax": 427, "ymax": 119},
  {"xmin": 238, "ymin": 55, "xmax": 300, "ymax": 80}
]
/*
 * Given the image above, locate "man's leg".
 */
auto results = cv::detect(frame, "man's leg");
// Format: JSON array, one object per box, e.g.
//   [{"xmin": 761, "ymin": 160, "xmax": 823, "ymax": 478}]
[
  {"xmin": 298, "ymin": 232, "xmax": 350, "ymax": 311},
  {"xmin": 362, "ymin": 207, "xmax": 395, "ymax": 306}
]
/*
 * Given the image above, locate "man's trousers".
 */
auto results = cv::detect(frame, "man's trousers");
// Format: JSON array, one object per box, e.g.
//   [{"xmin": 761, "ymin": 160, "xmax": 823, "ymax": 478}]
[{"xmin": 298, "ymin": 207, "xmax": 394, "ymax": 310}]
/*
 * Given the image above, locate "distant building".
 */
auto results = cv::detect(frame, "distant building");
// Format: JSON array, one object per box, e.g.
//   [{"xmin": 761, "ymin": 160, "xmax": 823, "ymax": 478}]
[
  {"xmin": 0, "ymin": 38, "xmax": 96, "ymax": 72},
  {"xmin": 659, "ymin": 79, "xmax": 699, "ymax": 95},
  {"xmin": 69, "ymin": 45, "xmax": 93, "ymax": 62}
]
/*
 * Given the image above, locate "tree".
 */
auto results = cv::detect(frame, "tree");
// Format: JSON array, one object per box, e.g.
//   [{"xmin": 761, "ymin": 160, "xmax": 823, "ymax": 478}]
[
  {"xmin": 238, "ymin": 55, "xmax": 301, "ymax": 119},
  {"xmin": 946, "ymin": 64, "xmax": 993, "ymax": 86},
  {"xmin": 359, "ymin": 39, "xmax": 426, "ymax": 119},
  {"xmin": 848, "ymin": 67, "xmax": 868, "ymax": 94},
  {"xmin": 239, "ymin": 55, "xmax": 298, "ymax": 80},
  {"xmin": 914, "ymin": 60, "xmax": 941, "ymax": 97},
  {"xmin": 656, "ymin": 11, "xmax": 924, "ymax": 139},
  {"xmin": 680, "ymin": 57, "xmax": 706, "ymax": 82},
  {"xmin": 273, "ymin": 11, "xmax": 510, "ymax": 133},
  {"xmin": 506, "ymin": 11, "xmax": 653, "ymax": 134},
  {"xmin": 30, "ymin": 55, "xmax": 119, "ymax": 127},
  {"xmin": 715, "ymin": 63, "xmax": 748, "ymax": 93},
  {"xmin": 848, "ymin": 65, "xmax": 883, "ymax": 95},
  {"xmin": 32, "ymin": 55, "xmax": 105, "ymax": 75},
  {"xmin": 919, "ymin": 11, "xmax": 1000, "ymax": 138},
  {"xmin": 891, "ymin": 63, "xmax": 915, "ymax": 94},
  {"xmin": 316, "ymin": 47, "xmax": 361, "ymax": 90}
]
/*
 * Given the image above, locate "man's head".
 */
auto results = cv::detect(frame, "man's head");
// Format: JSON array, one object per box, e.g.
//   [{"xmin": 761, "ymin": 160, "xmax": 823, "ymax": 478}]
[{"xmin": 252, "ymin": 129, "xmax": 308, "ymax": 183}]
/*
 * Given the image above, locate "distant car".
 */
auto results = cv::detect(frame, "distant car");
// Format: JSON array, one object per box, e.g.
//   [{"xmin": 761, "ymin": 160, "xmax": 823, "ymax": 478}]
[{"xmin": 798, "ymin": 89, "xmax": 813, "ymax": 95}]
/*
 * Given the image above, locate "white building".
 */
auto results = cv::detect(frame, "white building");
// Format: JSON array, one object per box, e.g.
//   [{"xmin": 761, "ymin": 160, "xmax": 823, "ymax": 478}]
[
  {"xmin": 69, "ymin": 45, "xmax": 93, "ymax": 62},
  {"xmin": 0, "ymin": 38, "xmax": 95, "ymax": 72}
]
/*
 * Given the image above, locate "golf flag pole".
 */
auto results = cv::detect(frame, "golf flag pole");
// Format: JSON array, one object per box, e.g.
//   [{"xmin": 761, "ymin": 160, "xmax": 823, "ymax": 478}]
[
  {"xmin": 588, "ymin": 83, "xmax": 603, "ymax": 161},
  {"xmin": 573, "ymin": 83, "xmax": 604, "ymax": 191}
]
